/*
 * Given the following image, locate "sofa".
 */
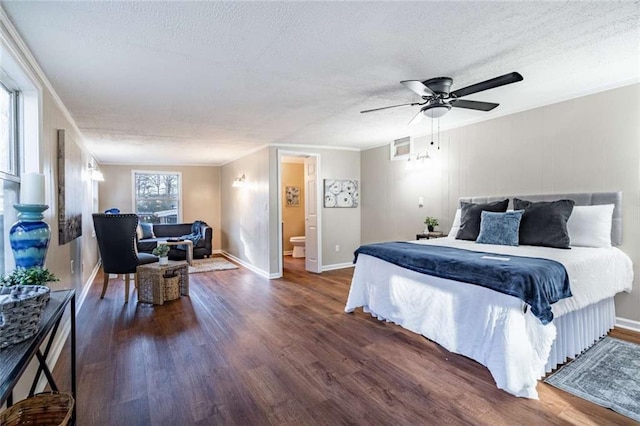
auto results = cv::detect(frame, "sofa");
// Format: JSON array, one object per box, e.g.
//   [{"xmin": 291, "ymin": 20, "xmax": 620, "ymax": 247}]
[{"xmin": 137, "ymin": 222, "xmax": 213, "ymax": 260}]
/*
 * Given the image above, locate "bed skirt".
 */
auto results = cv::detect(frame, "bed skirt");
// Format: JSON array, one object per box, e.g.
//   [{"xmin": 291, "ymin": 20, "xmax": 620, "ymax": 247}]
[{"xmin": 545, "ymin": 297, "xmax": 615, "ymax": 374}]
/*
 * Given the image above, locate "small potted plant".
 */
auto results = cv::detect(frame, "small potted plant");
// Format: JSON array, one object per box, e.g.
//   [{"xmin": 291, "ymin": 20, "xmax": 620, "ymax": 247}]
[
  {"xmin": 152, "ymin": 243, "xmax": 170, "ymax": 265},
  {"xmin": 1, "ymin": 266, "xmax": 57, "ymax": 348},
  {"xmin": 424, "ymin": 216, "xmax": 439, "ymax": 233},
  {"xmin": 1, "ymin": 266, "xmax": 59, "ymax": 287}
]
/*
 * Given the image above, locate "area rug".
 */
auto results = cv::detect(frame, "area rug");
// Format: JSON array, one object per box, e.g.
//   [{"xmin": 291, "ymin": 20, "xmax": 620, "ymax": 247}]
[
  {"xmin": 188, "ymin": 258, "xmax": 238, "ymax": 274},
  {"xmin": 544, "ymin": 337, "xmax": 640, "ymax": 422}
]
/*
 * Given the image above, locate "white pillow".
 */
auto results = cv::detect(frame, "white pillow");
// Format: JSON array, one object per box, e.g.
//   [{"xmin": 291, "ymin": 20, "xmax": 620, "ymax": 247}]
[
  {"xmin": 567, "ymin": 204, "xmax": 614, "ymax": 248},
  {"xmin": 448, "ymin": 209, "xmax": 461, "ymax": 238}
]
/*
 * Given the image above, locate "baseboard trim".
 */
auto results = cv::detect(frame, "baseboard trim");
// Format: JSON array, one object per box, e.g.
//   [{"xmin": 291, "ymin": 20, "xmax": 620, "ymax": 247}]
[
  {"xmin": 78, "ymin": 260, "xmax": 100, "ymax": 311},
  {"xmin": 283, "ymin": 250, "xmax": 293, "ymax": 256},
  {"xmin": 221, "ymin": 251, "xmax": 276, "ymax": 279},
  {"xmin": 616, "ymin": 317, "xmax": 640, "ymax": 332},
  {"xmin": 322, "ymin": 262, "xmax": 355, "ymax": 272},
  {"xmin": 39, "ymin": 260, "xmax": 101, "ymax": 392}
]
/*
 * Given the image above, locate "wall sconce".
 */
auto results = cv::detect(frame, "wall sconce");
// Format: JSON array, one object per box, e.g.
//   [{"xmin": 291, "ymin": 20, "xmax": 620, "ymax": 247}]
[
  {"xmin": 88, "ymin": 162, "xmax": 104, "ymax": 181},
  {"xmin": 232, "ymin": 174, "xmax": 246, "ymax": 188},
  {"xmin": 406, "ymin": 152, "xmax": 431, "ymax": 170}
]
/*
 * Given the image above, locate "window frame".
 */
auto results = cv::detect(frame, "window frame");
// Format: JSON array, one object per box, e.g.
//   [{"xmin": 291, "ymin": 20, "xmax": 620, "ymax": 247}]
[
  {"xmin": 0, "ymin": 78, "xmax": 20, "ymax": 277},
  {"xmin": 131, "ymin": 170, "xmax": 183, "ymax": 224},
  {"xmin": 0, "ymin": 79, "xmax": 20, "ymax": 179}
]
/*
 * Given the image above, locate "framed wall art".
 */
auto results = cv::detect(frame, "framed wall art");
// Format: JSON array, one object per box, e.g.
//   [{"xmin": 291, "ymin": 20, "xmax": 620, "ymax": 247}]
[
  {"xmin": 57, "ymin": 129, "xmax": 83, "ymax": 245},
  {"xmin": 323, "ymin": 179, "xmax": 359, "ymax": 208},
  {"xmin": 285, "ymin": 186, "xmax": 300, "ymax": 207}
]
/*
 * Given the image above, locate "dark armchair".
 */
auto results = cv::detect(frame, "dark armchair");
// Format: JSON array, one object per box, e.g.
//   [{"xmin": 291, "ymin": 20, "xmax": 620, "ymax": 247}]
[{"xmin": 92, "ymin": 213, "xmax": 158, "ymax": 303}]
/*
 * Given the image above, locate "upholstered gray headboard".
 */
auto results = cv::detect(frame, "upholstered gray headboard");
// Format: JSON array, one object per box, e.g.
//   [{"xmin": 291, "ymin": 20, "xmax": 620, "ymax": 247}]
[{"xmin": 458, "ymin": 192, "xmax": 622, "ymax": 246}]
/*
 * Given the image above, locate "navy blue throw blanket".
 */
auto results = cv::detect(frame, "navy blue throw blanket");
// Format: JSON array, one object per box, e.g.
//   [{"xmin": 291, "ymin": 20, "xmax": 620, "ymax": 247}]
[
  {"xmin": 354, "ymin": 242, "xmax": 572, "ymax": 325},
  {"xmin": 180, "ymin": 220, "xmax": 207, "ymax": 248}
]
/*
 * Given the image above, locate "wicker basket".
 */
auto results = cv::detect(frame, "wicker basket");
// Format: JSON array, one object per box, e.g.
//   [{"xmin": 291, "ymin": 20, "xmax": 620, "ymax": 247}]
[
  {"xmin": 0, "ymin": 392, "xmax": 74, "ymax": 426},
  {"xmin": 163, "ymin": 273, "xmax": 180, "ymax": 301},
  {"xmin": 0, "ymin": 285, "xmax": 50, "ymax": 349}
]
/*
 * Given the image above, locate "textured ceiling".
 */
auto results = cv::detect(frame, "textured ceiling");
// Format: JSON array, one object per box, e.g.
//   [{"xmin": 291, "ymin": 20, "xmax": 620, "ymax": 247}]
[{"xmin": 2, "ymin": 2, "xmax": 639, "ymax": 165}]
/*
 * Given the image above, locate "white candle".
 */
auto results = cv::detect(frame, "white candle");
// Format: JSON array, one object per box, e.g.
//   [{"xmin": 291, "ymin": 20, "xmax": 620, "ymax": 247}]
[{"xmin": 20, "ymin": 172, "xmax": 45, "ymax": 205}]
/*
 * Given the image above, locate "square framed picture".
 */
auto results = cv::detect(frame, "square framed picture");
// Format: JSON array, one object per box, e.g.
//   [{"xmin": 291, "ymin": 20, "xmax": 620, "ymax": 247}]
[{"xmin": 323, "ymin": 179, "xmax": 359, "ymax": 208}]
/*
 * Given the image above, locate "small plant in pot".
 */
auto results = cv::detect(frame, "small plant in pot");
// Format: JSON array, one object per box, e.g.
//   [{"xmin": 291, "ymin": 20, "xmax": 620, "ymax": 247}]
[
  {"xmin": 152, "ymin": 244, "xmax": 170, "ymax": 265},
  {"xmin": 424, "ymin": 216, "xmax": 439, "ymax": 233},
  {"xmin": 0, "ymin": 267, "xmax": 57, "ymax": 348},
  {"xmin": 1, "ymin": 266, "xmax": 59, "ymax": 287}
]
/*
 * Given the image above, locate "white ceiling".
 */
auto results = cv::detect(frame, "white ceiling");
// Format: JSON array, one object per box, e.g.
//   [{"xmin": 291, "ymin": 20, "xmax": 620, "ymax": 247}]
[{"xmin": 2, "ymin": 2, "xmax": 639, "ymax": 166}]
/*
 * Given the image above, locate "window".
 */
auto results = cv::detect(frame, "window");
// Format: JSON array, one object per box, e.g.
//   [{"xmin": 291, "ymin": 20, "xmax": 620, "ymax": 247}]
[
  {"xmin": 0, "ymin": 80, "xmax": 20, "ymax": 276},
  {"xmin": 133, "ymin": 171, "xmax": 182, "ymax": 224}
]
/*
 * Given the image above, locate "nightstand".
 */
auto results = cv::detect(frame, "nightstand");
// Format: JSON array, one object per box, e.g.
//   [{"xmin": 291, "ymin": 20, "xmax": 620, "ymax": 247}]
[{"xmin": 416, "ymin": 232, "xmax": 446, "ymax": 240}]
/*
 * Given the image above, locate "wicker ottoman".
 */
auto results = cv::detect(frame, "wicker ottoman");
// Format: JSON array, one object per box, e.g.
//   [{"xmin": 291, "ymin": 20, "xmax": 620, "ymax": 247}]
[{"xmin": 136, "ymin": 260, "xmax": 189, "ymax": 305}]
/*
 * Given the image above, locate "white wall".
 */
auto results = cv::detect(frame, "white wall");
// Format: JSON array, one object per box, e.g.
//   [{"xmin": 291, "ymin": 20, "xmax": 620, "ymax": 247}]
[
  {"xmin": 220, "ymin": 147, "xmax": 271, "ymax": 274},
  {"xmin": 1, "ymin": 10, "xmax": 100, "ymax": 400},
  {"xmin": 361, "ymin": 84, "xmax": 640, "ymax": 322}
]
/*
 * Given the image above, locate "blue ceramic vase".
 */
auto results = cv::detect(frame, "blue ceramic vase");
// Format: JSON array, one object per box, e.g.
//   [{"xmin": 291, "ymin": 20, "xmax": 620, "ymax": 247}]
[{"xmin": 9, "ymin": 204, "xmax": 51, "ymax": 268}]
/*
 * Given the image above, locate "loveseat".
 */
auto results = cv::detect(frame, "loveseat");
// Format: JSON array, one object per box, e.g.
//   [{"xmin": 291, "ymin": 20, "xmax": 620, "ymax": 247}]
[{"xmin": 137, "ymin": 222, "xmax": 213, "ymax": 260}]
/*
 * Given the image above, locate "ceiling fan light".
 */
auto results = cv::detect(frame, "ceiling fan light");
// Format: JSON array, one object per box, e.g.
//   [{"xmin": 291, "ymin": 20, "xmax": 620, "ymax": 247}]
[{"xmin": 422, "ymin": 103, "xmax": 451, "ymax": 118}]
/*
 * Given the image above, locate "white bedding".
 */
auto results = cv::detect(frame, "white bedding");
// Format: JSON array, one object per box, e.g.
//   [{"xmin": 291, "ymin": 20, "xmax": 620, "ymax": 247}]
[{"xmin": 344, "ymin": 238, "xmax": 633, "ymax": 398}]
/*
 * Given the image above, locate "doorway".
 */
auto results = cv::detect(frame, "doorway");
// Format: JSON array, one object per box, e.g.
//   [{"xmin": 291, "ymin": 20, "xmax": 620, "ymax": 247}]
[{"xmin": 277, "ymin": 150, "xmax": 322, "ymax": 277}]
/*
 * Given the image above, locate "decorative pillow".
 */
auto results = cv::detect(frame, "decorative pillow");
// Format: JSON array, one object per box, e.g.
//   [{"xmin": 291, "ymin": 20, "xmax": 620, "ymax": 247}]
[
  {"xmin": 567, "ymin": 204, "xmax": 614, "ymax": 248},
  {"xmin": 447, "ymin": 209, "xmax": 461, "ymax": 238},
  {"xmin": 139, "ymin": 222, "xmax": 155, "ymax": 239},
  {"xmin": 513, "ymin": 198, "xmax": 575, "ymax": 249},
  {"xmin": 455, "ymin": 199, "xmax": 509, "ymax": 241},
  {"xmin": 136, "ymin": 224, "xmax": 143, "ymax": 240},
  {"xmin": 476, "ymin": 210, "xmax": 524, "ymax": 246}
]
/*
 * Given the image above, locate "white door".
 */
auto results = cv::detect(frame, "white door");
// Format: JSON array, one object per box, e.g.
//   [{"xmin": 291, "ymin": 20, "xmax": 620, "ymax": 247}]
[{"xmin": 304, "ymin": 156, "xmax": 321, "ymax": 273}]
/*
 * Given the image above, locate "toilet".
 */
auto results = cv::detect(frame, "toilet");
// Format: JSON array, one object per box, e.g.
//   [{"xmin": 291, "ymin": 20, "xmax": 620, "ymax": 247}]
[{"xmin": 290, "ymin": 236, "xmax": 306, "ymax": 258}]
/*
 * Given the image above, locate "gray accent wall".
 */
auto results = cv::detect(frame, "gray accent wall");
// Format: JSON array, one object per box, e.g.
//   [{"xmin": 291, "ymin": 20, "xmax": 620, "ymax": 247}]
[{"xmin": 361, "ymin": 84, "xmax": 640, "ymax": 322}]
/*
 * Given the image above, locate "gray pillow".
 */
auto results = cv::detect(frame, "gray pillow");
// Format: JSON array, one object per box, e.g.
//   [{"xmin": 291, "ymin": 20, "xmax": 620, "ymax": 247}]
[
  {"xmin": 513, "ymin": 198, "xmax": 575, "ymax": 249},
  {"xmin": 455, "ymin": 199, "xmax": 509, "ymax": 241},
  {"xmin": 476, "ymin": 210, "xmax": 524, "ymax": 246}
]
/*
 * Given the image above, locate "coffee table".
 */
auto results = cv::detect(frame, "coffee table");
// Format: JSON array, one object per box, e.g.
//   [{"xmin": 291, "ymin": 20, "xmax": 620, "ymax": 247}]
[
  {"xmin": 163, "ymin": 239, "xmax": 193, "ymax": 265},
  {"xmin": 137, "ymin": 260, "xmax": 189, "ymax": 305}
]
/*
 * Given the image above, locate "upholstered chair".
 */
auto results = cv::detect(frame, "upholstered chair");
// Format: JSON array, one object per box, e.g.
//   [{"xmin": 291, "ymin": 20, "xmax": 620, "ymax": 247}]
[{"xmin": 92, "ymin": 213, "xmax": 158, "ymax": 303}]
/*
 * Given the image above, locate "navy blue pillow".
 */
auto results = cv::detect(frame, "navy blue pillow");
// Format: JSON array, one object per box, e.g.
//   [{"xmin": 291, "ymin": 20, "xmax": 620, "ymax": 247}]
[
  {"xmin": 139, "ymin": 222, "xmax": 155, "ymax": 239},
  {"xmin": 455, "ymin": 199, "xmax": 509, "ymax": 241},
  {"xmin": 476, "ymin": 210, "xmax": 524, "ymax": 246}
]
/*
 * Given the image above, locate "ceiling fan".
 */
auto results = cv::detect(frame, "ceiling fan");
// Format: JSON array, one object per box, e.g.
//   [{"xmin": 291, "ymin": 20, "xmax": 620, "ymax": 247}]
[{"xmin": 361, "ymin": 72, "xmax": 523, "ymax": 124}]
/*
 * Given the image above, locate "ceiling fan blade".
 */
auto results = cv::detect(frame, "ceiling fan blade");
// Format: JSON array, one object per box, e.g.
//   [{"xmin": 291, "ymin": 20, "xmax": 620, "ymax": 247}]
[
  {"xmin": 450, "ymin": 99, "xmax": 499, "ymax": 111},
  {"xmin": 360, "ymin": 102, "xmax": 422, "ymax": 113},
  {"xmin": 408, "ymin": 108, "xmax": 426, "ymax": 125},
  {"xmin": 450, "ymin": 72, "xmax": 523, "ymax": 98},
  {"xmin": 400, "ymin": 80, "xmax": 435, "ymax": 97}
]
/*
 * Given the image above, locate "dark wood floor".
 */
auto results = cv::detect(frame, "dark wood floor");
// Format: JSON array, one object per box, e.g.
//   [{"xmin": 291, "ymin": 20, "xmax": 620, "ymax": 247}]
[{"xmin": 52, "ymin": 256, "xmax": 639, "ymax": 425}]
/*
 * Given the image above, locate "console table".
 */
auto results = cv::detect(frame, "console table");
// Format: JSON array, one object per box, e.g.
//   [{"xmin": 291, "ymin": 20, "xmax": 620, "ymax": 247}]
[{"xmin": 0, "ymin": 289, "xmax": 76, "ymax": 423}]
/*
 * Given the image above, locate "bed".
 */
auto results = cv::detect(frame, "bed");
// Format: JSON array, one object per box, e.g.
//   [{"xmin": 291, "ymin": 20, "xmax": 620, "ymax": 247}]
[{"xmin": 345, "ymin": 192, "xmax": 633, "ymax": 399}]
